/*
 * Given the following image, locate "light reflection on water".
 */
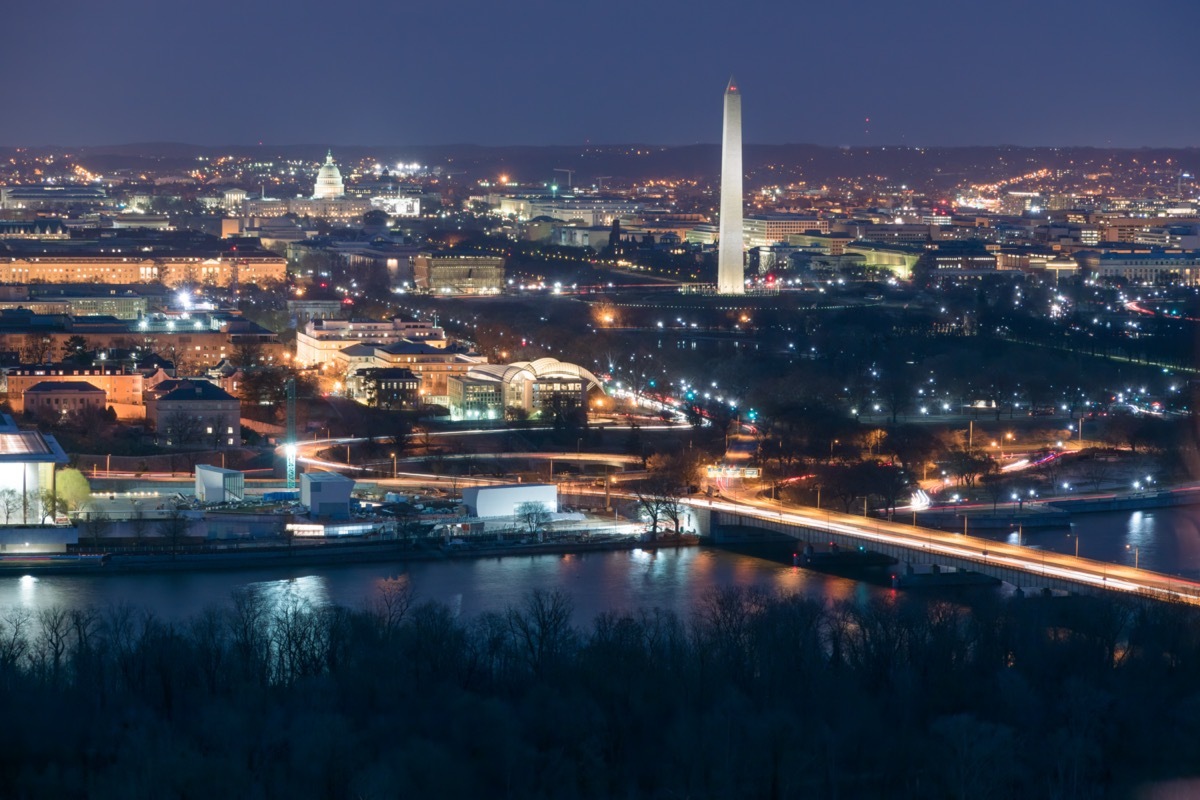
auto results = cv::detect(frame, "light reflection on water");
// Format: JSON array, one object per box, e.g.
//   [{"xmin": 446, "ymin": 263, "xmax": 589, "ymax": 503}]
[
  {"xmin": 985, "ymin": 506, "xmax": 1200, "ymax": 579},
  {"xmin": 0, "ymin": 547, "xmax": 877, "ymax": 624}
]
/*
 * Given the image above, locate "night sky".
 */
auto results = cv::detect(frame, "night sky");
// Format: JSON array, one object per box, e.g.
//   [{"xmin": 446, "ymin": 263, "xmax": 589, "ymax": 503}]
[{"xmin": 3, "ymin": 0, "xmax": 1197, "ymax": 148}]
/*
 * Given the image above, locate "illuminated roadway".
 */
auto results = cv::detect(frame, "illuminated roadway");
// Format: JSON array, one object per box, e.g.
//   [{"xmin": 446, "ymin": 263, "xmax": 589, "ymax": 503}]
[{"xmin": 684, "ymin": 489, "xmax": 1200, "ymax": 604}]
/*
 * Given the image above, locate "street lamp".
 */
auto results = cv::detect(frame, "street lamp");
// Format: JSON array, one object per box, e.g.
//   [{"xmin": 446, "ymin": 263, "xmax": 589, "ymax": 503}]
[
  {"xmin": 829, "ymin": 439, "xmax": 839, "ymax": 460},
  {"xmin": 1127, "ymin": 544, "xmax": 1139, "ymax": 570},
  {"xmin": 391, "ymin": 452, "xmax": 397, "ymax": 479}
]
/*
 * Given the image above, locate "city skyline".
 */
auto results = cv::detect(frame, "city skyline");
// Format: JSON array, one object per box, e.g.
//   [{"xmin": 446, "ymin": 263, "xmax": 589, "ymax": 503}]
[{"xmin": 2, "ymin": 0, "xmax": 1198, "ymax": 148}]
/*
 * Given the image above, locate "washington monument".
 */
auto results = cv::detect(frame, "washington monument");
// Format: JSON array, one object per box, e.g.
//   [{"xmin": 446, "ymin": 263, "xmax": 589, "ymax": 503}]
[{"xmin": 717, "ymin": 76, "xmax": 744, "ymax": 294}]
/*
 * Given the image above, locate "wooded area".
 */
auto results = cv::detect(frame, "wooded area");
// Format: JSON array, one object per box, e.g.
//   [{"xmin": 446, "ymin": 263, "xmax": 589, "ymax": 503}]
[{"xmin": 0, "ymin": 586, "xmax": 1196, "ymax": 798}]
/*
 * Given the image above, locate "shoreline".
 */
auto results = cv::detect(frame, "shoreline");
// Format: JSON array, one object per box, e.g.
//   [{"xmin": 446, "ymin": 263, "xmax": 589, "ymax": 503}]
[{"xmin": 0, "ymin": 535, "xmax": 701, "ymax": 577}]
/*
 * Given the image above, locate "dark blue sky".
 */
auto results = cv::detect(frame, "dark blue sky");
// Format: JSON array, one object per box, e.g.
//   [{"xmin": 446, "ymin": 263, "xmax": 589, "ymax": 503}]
[{"xmin": 3, "ymin": 0, "xmax": 1197, "ymax": 147}]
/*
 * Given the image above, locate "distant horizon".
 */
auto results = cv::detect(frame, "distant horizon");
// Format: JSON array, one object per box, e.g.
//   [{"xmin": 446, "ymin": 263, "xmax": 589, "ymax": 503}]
[{"xmin": 5, "ymin": 141, "xmax": 1200, "ymax": 152}]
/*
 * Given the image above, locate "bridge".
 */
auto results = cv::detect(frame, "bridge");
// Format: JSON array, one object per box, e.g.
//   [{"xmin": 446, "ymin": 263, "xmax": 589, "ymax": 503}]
[{"xmin": 684, "ymin": 497, "xmax": 1200, "ymax": 603}]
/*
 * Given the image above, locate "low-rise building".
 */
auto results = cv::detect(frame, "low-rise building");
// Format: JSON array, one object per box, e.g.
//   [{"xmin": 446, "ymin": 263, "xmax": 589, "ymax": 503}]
[
  {"xmin": 347, "ymin": 367, "xmax": 420, "ymax": 409},
  {"xmin": 295, "ymin": 318, "xmax": 446, "ymax": 366},
  {"xmin": 412, "ymin": 253, "xmax": 504, "ymax": 294},
  {"xmin": 743, "ymin": 214, "xmax": 829, "ymax": 248},
  {"xmin": 0, "ymin": 414, "xmax": 69, "ymax": 532},
  {"xmin": 146, "ymin": 380, "xmax": 241, "ymax": 447},
  {"xmin": 449, "ymin": 358, "xmax": 600, "ymax": 421},
  {"xmin": 462, "ymin": 483, "xmax": 557, "ymax": 518},
  {"xmin": 195, "ymin": 465, "xmax": 245, "ymax": 503},
  {"xmin": 335, "ymin": 341, "xmax": 486, "ymax": 404},
  {"xmin": 1081, "ymin": 250, "xmax": 1200, "ymax": 286},
  {"xmin": 23, "ymin": 381, "xmax": 106, "ymax": 418},
  {"xmin": 5, "ymin": 363, "xmax": 144, "ymax": 417},
  {"xmin": 300, "ymin": 472, "xmax": 354, "ymax": 519}
]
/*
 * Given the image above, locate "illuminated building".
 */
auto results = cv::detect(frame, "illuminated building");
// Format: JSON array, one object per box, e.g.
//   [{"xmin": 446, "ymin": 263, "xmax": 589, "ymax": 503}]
[
  {"xmin": 146, "ymin": 379, "xmax": 240, "ymax": 447},
  {"xmin": 0, "ymin": 220, "xmax": 69, "ymax": 240},
  {"xmin": 294, "ymin": 318, "xmax": 447, "ymax": 367},
  {"xmin": 0, "ymin": 241, "xmax": 286, "ymax": 288},
  {"xmin": 0, "ymin": 413, "xmax": 70, "ymax": 534},
  {"xmin": 0, "ymin": 186, "xmax": 107, "ymax": 210},
  {"xmin": 524, "ymin": 198, "xmax": 641, "ymax": 226},
  {"xmin": 743, "ymin": 214, "xmax": 829, "ymax": 248},
  {"xmin": 448, "ymin": 358, "xmax": 602, "ymax": 421},
  {"xmin": 0, "ymin": 310, "xmax": 281, "ymax": 371},
  {"xmin": 345, "ymin": 367, "xmax": 420, "ymax": 409},
  {"xmin": 312, "ymin": 150, "xmax": 346, "ymax": 199},
  {"xmin": 6, "ymin": 364, "xmax": 145, "ymax": 418},
  {"xmin": 717, "ymin": 77, "xmax": 744, "ymax": 294},
  {"xmin": 412, "ymin": 253, "xmax": 504, "ymax": 294},
  {"xmin": 1082, "ymin": 250, "xmax": 1200, "ymax": 286},
  {"xmin": 334, "ymin": 341, "xmax": 486, "ymax": 405},
  {"xmin": 22, "ymin": 381, "xmax": 106, "ymax": 418}
]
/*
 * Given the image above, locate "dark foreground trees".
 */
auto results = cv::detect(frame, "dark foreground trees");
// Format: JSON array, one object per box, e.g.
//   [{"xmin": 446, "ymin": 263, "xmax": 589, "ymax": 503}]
[{"xmin": 0, "ymin": 586, "xmax": 1199, "ymax": 798}]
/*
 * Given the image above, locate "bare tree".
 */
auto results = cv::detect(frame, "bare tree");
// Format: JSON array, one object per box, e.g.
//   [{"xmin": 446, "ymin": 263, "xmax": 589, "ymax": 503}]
[
  {"xmin": 157, "ymin": 505, "xmax": 190, "ymax": 558},
  {"xmin": 129, "ymin": 500, "xmax": 149, "ymax": 547},
  {"xmin": 516, "ymin": 501, "xmax": 550, "ymax": 538},
  {"xmin": 369, "ymin": 576, "xmax": 414, "ymax": 634},
  {"xmin": 21, "ymin": 333, "xmax": 53, "ymax": 364},
  {"xmin": 162, "ymin": 411, "xmax": 203, "ymax": 446},
  {"xmin": 75, "ymin": 511, "xmax": 112, "ymax": 549},
  {"xmin": 0, "ymin": 489, "xmax": 21, "ymax": 525}
]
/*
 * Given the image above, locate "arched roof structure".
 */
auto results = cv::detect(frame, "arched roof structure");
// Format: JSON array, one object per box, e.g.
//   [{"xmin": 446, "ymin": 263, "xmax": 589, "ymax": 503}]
[{"xmin": 467, "ymin": 357, "xmax": 603, "ymax": 391}]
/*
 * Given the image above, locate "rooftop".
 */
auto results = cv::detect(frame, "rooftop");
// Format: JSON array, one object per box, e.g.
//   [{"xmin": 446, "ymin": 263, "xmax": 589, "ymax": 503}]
[{"xmin": 24, "ymin": 381, "xmax": 104, "ymax": 394}]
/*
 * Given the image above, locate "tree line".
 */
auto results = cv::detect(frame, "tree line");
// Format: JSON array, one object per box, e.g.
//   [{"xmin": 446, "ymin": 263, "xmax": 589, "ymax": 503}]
[{"xmin": 0, "ymin": 585, "xmax": 1199, "ymax": 798}]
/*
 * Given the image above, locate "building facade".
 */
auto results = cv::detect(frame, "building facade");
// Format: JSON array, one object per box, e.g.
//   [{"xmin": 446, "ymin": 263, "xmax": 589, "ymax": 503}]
[
  {"xmin": 146, "ymin": 380, "xmax": 241, "ymax": 447},
  {"xmin": 22, "ymin": 381, "xmax": 106, "ymax": 418}
]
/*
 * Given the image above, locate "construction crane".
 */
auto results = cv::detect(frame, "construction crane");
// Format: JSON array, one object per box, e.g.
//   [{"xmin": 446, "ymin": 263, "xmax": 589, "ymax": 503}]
[
  {"xmin": 595, "ymin": 176, "xmax": 612, "ymax": 192},
  {"xmin": 285, "ymin": 377, "xmax": 297, "ymax": 490},
  {"xmin": 553, "ymin": 168, "xmax": 576, "ymax": 191}
]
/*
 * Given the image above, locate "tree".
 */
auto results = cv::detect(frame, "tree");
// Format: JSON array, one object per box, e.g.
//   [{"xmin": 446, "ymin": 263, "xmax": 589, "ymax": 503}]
[
  {"xmin": 864, "ymin": 462, "xmax": 911, "ymax": 516},
  {"xmin": 232, "ymin": 340, "xmax": 264, "ymax": 368},
  {"xmin": 22, "ymin": 333, "xmax": 52, "ymax": 364},
  {"xmin": 515, "ymin": 501, "xmax": 550, "ymax": 537},
  {"xmin": 129, "ymin": 500, "xmax": 149, "ymax": 547},
  {"xmin": 0, "ymin": 489, "xmax": 20, "ymax": 525},
  {"xmin": 61, "ymin": 335, "xmax": 92, "ymax": 364},
  {"xmin": 632, "ymin": 475, "xmax": 683, "ymax": 540},
  {"xmin": 162, "ymin": 411, "xmax": 202, "ymax": 446},
  {"xmin": 158, "ymin": 505, "xmax": 190, "ymax": 558},
  {"xmin": 55, "ymin": 469, "xmax": 91, "ymax": 515},
  {"xmin": 76, "ymin": 511, "xmax": 112, "ymax": 549},
  {"xmin": 980, "ymin": 473, "xmax": 1011, "ymax": 512},
  {"xmin": 886, "ymin": 424, "xmax": 941, "ymax": 477},
  {"xmin": 946, "ymin": 448, "xmax": 994, "ymax": 489},
  {"xmin": 38, "ymin": 490, "xmax": 69, "ymax": 523}
]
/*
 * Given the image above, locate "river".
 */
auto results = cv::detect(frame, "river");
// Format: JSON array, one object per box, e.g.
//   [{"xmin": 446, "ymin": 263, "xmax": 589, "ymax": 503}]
[
  {"xmin": 985, "ymin": 505, "xmax": 1200, "ymax": 580},
  {"xmin": 1, "ymin": 507, "xmax": 1196, "ymax": 622},
  {"xmin": 0, "ymin": 545, "xmax": 881, "ymax": 624}
]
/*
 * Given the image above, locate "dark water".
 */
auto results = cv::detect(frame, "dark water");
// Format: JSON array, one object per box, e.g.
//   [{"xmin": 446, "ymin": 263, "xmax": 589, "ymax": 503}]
[
  {"xmin": 986, "ymin": 505, "xmax": 1200, "ymax": 580},
  {"xmin": 4, "ymin": 507, "xmax": 1197, "ymax": 622},
  {"xmin": 0, "ymin": 546, "xmax": 881, "ymax": 623}
]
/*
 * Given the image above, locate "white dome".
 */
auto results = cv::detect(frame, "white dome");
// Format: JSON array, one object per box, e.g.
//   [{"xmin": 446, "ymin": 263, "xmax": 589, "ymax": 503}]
[{"xmin": 312, "ymin": 150, "xmax": 345, "ymax": 199}]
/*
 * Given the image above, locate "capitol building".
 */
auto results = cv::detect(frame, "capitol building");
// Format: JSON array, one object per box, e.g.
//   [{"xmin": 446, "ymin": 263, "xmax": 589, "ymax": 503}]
[{"xmin": 312, "ymin": 150, "xmax": 345, "ymax": 199}]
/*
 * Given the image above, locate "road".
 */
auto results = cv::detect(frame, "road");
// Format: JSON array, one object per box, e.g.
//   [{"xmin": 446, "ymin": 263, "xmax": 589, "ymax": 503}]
[{"xmin": 695, "ymin": 485, "xmax": 1200, "ymax": 603}]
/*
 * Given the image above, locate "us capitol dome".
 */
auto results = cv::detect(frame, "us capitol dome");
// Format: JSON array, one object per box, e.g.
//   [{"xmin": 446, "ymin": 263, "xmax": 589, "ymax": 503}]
[{"xmin": 312, "ymin": 150, "xmax": 345, "ymax": 199}]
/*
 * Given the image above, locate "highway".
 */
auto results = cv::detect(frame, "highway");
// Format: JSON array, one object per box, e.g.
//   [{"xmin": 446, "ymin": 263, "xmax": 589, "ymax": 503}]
[{"xmin": 689, "ymin": 489, "xmax": 1200, "ymax": 604}]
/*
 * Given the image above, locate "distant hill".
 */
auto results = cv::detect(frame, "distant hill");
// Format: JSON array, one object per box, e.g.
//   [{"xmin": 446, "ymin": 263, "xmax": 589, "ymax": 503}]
[{"xmin": 7, "ymin": 142, "xmax": 1199, "ymax": 193}]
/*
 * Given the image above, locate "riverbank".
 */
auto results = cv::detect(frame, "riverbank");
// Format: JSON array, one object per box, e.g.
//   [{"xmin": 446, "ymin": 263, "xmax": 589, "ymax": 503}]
[{"xmin": 0, "ymin": 535, "xmax": 700, "ymax": 576}]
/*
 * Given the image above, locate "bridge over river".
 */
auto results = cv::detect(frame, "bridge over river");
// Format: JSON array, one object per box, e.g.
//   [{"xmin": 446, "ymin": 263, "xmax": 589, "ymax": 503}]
[{"xmin": 685, "ymin": 497, "xmax": 1200, "ymax": 603}]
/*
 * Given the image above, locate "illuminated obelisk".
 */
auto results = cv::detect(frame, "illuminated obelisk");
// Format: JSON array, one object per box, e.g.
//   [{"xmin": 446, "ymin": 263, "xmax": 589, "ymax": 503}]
[{"xmin": 717, "ymin": 76, "xmax": 744, "ymax": 294}]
